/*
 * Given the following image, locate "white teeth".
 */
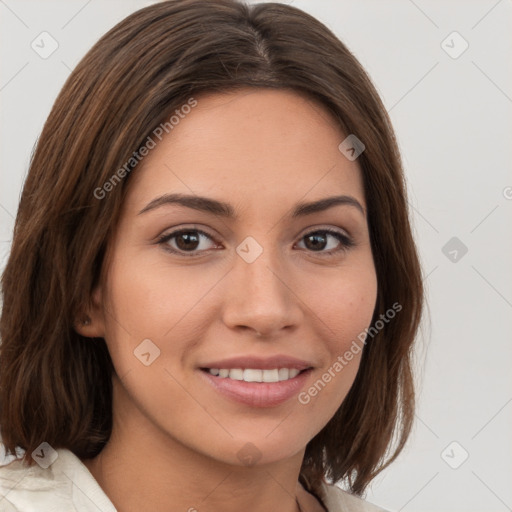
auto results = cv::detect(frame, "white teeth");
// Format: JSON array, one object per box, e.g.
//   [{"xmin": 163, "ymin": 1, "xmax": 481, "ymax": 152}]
[
  {"xmin": 278, "ymin": 368, "xmax": 289, "ymax": 381},
  {"xmin": 243, "ymin": 369, "xmax": 262, "ymax": 382},
  {"xmin": 206, "ymin": 367, "xmax": 303, "ymax": 382},
  {"xmin": 288, "ymin": 369, "xmax": 300, "ymax": 379},
  {"xmin": 262, "ymin": 369, "xmax": 279, "ymax": 383},
  {"xmin": 228, "ymin": 368, "xmax": 244, "ymax": 380}
]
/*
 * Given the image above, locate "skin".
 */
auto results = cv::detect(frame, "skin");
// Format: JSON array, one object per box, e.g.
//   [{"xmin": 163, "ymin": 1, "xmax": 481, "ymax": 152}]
[{"xmin": 78, "ymin": 88, "xmax": 378, "ymax": 512}]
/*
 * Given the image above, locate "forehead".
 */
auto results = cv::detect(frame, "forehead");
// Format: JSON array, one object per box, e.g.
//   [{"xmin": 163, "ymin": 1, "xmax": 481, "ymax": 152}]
[{"xmin": 125, "ymin": 88, "xmax": 365, "ymax": 214}]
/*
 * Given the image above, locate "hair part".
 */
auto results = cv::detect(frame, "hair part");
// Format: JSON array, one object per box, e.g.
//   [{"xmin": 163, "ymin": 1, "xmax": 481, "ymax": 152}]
[{"xmin": 0, "ymin": 0, "xmax": 423, "ymax": 497}]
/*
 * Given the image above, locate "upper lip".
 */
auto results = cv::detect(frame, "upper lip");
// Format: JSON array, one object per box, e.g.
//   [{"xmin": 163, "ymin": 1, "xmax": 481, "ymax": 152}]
[{"xmin": 199, "ymin": 355, "xmax": 313, "ymax": 371}]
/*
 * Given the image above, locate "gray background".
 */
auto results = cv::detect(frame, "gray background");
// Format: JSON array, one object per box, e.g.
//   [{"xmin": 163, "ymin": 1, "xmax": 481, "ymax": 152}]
[{"xmin": 1, "ymin": 1, "xmax": 511, "ymax": 511}]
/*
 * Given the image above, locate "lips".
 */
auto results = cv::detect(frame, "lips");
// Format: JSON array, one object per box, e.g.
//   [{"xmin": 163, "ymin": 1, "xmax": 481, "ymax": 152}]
[
  {"xmin": 199, "ymin": 367, "xmax": 313, "ymax": 407},
  {"xmin": 197, "ymin": 354, "xmax": 314, "ymax": 407}
]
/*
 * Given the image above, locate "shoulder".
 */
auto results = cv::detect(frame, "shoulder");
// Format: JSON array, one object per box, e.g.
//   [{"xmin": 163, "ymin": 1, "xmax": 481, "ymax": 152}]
[
  {"xmin": 319, "ymin": 482, "xmax": 390, "ymax": 512},
  {"xmin": 0, "ymin": 454, "xmax": 63, "ymax": 511},
  {"xmin": 0, "ymin": 447, "xmax": 116, "ymax": 512}
]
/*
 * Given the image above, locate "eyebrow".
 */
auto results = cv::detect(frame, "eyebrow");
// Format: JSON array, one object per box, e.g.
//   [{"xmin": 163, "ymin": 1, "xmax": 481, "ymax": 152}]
[{"xmin": 138, "ymin": 193, "xmax": 365, "ymax": 218}]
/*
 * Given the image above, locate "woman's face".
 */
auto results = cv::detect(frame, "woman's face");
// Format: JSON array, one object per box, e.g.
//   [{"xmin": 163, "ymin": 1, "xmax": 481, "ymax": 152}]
[{"xmin": 92, "ymin": 89, "xmax": 377, "ymax": 466}]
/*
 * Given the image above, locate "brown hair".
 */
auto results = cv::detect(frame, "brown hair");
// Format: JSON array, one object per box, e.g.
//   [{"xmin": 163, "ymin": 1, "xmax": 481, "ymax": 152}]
[{"xmin": 0, "ymin": 0, "xmax": 423, "ymax": 498}]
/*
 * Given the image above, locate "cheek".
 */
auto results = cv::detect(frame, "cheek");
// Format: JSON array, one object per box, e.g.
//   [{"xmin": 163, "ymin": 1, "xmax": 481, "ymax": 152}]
[
  {"xmin": 104, "ymin": 253, "xmax": 220, "ymax": 338},
  {"xmin": 100, "ymin": 256, "xmax": 199, "ymax": 422},
  {"xmin": 294, "ymin": 263, "xmax": 377, "ymax": 417},
  {"xmin": 306, "ymin": 261, "xmax": 378, "ymax": 346},
  {"xmin": 100, "ymin": 252, "xmax": 225, "ymax": 389}
]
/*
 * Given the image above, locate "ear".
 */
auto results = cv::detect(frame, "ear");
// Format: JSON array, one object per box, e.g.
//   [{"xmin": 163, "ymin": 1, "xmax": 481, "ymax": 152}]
[{"xmin": 73, "ymin": 284, "xmax": 106, "ymax": 338}]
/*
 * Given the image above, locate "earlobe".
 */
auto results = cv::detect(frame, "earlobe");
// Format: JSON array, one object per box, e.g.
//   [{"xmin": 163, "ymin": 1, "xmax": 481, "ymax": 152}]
[
  {"xmin": 73, "ymin": 285, "xmax": 106, "ymax": 338},
  {"xmin": 73, "ymin": 315, "xmax": 95, "ymax": 337}
]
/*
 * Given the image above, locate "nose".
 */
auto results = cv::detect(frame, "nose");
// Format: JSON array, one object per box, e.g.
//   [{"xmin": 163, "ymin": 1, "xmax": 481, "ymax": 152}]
[{"xmin": 220, "ymin": 243, "xmax": 303, "ymax": 338}]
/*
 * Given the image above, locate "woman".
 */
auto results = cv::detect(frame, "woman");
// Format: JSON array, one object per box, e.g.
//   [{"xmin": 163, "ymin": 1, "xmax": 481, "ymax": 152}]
[{"xmin": 0, "ymin": 1, "xmax": 423, "ymax": 510}]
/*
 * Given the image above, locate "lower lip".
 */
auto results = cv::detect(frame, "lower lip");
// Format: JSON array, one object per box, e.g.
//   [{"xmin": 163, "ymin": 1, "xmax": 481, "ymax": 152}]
[{"xmin": 198, "ymin": 369, "xmax": 313, "ymax": 408}]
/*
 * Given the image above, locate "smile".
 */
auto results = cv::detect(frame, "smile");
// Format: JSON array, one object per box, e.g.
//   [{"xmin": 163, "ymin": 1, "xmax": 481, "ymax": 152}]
[{"xmin": 199, "ymin": 367, "xmax": 313, "ymax": 407}]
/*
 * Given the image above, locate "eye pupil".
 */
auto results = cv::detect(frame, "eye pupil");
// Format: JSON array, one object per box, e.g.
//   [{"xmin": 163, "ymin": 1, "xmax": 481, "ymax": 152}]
[
  {"xmin": 176, "ymin": 231, "xmax": 200, "ymax": 251},
  {"xmin": 305, "ymin": 233, "xmax": 327, "ymax": 251}
]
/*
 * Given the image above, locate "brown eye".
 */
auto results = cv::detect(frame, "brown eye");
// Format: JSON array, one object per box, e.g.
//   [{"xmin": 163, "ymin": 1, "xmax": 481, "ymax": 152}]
[
  {"xmin": 174, "ymin": 231, "xmax": 201, "ymax": 251},
  {"xmin": 297, "ymin": 229, "xmax": 354, "ymax": 255},
  {"xmin": 157, "ymin": 229, "xmax": 218, "ymax": 256}
]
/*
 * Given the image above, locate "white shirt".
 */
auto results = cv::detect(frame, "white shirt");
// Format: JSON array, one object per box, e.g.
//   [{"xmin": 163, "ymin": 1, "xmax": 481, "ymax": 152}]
[{"xmin": 0, "ymin": 448, "xmax": 389, "ymax": 512}]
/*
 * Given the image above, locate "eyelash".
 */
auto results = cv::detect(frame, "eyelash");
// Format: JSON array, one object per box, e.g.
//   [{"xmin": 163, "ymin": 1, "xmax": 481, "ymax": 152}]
[{"xmin": 156, "ymin": 227, "xmax": 355, "ymax": 258}]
